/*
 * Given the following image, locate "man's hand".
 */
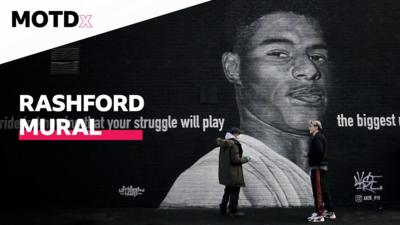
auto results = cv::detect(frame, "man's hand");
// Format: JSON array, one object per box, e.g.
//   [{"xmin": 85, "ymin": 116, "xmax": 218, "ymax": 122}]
[{"xmin": 243, "ymin": 155, "xmax": 252, "ymax": 162}]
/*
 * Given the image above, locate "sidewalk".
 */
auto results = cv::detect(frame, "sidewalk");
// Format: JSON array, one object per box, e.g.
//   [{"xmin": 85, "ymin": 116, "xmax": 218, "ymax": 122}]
[{"xmin": 2, "ymin": 206, "xmax": 400, "ymax": 225}]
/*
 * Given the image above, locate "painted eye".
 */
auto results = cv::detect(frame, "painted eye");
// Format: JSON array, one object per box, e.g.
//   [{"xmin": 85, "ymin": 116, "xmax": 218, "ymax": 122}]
[
  {"xmin": 267, "ymin": 51, "xmax": 289, "ymax": 58},
  {"xmin": 309, "ymin": 55, "xmax": 327, "ymax": 63}
]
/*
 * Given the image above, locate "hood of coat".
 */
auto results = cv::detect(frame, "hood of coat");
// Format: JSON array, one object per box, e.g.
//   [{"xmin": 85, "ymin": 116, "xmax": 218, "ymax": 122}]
[
  {"xmin": 216, "ymin": 138, "xmax": 228, "ymax": 147},
  {"xmin": 216, "ymin": 132, "xmax": 239, "ymax": 147}
]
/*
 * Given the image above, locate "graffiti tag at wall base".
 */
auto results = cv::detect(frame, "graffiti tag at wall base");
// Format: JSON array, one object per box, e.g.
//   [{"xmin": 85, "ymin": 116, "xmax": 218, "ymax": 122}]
[{"xmin": 118, "ymin": 185, "xmax": 145, "ymax": 197}]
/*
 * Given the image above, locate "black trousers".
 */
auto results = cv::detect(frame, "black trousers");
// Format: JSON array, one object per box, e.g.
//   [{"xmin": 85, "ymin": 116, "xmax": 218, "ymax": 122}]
[
  {"xmin": 310, "ymin": 169, "xmax": 334, "ymax": 215},
  {"xmin": 220, "ymin": 186, "xmax": 240, "ymax": 213}
]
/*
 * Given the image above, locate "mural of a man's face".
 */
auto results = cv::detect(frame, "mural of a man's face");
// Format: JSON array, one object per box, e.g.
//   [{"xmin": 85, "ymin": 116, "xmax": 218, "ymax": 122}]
[{"xmin": 224, "ymin": 12, "xmax": 330, "ymax": 134}]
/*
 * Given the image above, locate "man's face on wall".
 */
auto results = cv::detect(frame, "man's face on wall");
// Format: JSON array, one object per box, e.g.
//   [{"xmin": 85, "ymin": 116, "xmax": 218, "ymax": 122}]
[{"xmin": 239, "ymin": 12, "xmax": 330, "ymax": 134}]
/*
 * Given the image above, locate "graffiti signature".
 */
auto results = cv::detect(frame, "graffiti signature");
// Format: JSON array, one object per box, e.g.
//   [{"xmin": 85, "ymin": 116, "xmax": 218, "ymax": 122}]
[
  {"xmin": 354, "ymin": 171, "xmax": 383, "ymax": 193},
  {"xmin": 118, "ymin": 185, "xmax": 145, "ymax": 197}
]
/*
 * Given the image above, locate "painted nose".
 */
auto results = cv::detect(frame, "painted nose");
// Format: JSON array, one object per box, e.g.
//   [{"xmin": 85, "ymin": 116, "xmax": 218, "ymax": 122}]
[{"xmin": 292, "ymin": 56, "xmax": 321, "ymax": 80}]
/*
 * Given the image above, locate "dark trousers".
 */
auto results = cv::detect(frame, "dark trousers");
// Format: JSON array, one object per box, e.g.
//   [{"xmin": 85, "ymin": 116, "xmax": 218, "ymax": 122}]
[
  {"xmin": 311, "ymin": 169, "xmax": 334, "ymax": 215},
  {"xmin": 220, "ymin": 186, "xmax": 240, "ymax": 213}
]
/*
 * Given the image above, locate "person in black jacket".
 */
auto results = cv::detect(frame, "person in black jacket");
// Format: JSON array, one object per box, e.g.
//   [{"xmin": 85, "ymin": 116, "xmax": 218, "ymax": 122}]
[{"xmin": 307, "ymin": 120, "xmax": 336, "ymax": 223}]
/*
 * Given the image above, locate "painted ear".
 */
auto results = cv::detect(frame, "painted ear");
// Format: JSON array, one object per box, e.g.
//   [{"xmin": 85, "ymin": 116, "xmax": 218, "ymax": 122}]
[{"xmin": 222, "ymin": 52, "xmax": 242, "ymax": 86}]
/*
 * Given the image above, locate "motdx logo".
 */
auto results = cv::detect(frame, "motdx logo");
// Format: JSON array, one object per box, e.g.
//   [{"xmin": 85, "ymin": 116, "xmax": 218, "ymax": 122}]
[{"xmin": 12, "ymin": 11, "xmax": 92, "ymax": 28}]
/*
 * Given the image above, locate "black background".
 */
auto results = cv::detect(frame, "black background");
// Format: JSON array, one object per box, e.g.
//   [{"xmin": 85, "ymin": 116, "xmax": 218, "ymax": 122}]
[{"xmin": 0, "ymin": 0, "xmax": 399, "ymax": 208}]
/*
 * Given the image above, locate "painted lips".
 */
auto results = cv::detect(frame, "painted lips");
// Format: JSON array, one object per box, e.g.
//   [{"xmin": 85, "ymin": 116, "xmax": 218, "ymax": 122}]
[{"xmin": 289, "ymin": 87, "xmax": 324, "ymax": 105}]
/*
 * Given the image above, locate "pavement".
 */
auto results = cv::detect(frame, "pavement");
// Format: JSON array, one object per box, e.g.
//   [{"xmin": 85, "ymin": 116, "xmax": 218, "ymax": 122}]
[{"xmin": 1, "ymin": 206, "xmax": 400, "ymax": 225}]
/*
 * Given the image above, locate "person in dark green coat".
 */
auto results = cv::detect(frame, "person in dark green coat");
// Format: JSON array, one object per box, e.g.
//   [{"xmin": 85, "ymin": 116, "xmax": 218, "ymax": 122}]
[{"xmin": 218, "ymin": 127, "xmax": 251, "ymax": 216}]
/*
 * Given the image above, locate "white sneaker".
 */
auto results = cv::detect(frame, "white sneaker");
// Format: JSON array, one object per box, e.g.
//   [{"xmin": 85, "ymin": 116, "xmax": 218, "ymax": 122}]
[
  {"xmin": 307, "ymin": 212, "xmax": 318, "ymax": 221},
  {"xmin": 309, "ymin": 215, "xmax": 325, "ymax": 223},
  {"xmin": 323, "ymin": 211, "xmax": 336, "ymax": 219}
]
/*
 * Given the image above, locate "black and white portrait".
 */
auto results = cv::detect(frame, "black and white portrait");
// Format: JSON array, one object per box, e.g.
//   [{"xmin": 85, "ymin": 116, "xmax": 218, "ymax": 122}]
[{"xmin": 162, "ymin": 0, "xmax": 333, "ymax": 207}]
